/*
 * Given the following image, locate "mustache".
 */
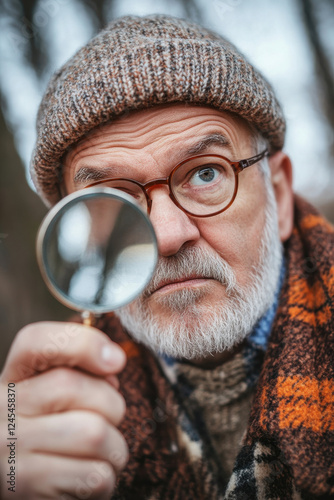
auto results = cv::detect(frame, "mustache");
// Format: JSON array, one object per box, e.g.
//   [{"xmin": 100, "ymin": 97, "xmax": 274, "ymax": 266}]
[{"xmin": 143, "ymin": 246, "xmax": 238, "ymax": 297}]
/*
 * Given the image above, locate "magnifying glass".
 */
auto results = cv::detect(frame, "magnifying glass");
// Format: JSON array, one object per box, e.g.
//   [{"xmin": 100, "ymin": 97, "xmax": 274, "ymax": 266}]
[{"xmin": 36, "ymin": 187, "xmax": 158, "ymax": 326}]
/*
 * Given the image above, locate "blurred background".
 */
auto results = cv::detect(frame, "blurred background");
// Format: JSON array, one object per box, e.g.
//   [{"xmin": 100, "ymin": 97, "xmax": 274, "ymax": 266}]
[{"xmin": 0, "ymin": 0, "xmax": 333, "ymax": 368}]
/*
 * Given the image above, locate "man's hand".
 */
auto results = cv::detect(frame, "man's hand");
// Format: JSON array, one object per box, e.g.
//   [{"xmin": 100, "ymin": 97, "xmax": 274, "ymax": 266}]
[{"xmin": 0, "ymin": 322, "xmax": 128, "ymax": 500}]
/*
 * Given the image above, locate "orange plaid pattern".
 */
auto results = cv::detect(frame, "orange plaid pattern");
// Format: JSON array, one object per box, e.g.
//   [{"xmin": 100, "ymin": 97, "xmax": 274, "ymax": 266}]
[{"xmin": 277, "ymin": 376, "xmax": 334, "ymax": 433}]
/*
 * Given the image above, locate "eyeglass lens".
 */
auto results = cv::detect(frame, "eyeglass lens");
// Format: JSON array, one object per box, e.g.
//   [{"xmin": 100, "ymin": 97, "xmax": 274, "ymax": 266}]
[
  {"xmin": 90, "ymin": 155, "xmax": 236, "ymax": 216},
  {"xmin": 171, "ymin": 155, "xmax": 235, "ymax": 216}
]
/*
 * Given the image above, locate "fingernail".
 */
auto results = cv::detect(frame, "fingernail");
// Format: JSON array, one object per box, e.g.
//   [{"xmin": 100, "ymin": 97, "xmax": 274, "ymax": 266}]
[{"xmin": 101, "ymin": 345, "xmax": 125, "ymax": 366}]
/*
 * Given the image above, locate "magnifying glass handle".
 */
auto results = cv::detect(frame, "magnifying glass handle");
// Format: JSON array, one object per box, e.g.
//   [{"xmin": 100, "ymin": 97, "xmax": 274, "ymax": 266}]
[{"xmin": 82, "ymin": 311, "xmax": 95, "ymax": 327}]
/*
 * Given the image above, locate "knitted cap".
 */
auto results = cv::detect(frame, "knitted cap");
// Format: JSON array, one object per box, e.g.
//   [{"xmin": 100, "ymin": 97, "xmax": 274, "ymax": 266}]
[{"xmin": 31, "ymin": 14, "xmax": 286, "ymax": 206}]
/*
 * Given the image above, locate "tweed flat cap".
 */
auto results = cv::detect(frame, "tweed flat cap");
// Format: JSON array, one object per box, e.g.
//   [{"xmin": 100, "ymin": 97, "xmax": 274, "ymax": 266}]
[{"xmin": 31, "ymin": 14, "xmax": 286, "ymax": 206}]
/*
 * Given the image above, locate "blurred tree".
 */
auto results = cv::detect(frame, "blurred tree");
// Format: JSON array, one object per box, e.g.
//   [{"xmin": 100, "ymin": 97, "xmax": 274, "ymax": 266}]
[
  {"xmin": 80, "ymin": 0, "xmax": 112, "ymax": 29},
  {"xmin": 299, "ymin": 0, "xmax": 334, "ymax": 157},
  {"xmin": 0, "ymin": 101, "xmax": 68, "ymax": 369}
]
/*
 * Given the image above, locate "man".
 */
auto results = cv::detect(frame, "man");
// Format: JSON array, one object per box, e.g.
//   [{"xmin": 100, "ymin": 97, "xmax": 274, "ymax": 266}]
[{"xmin": 0, "ymin": 14, "xmax": 333, "ymax": 500}]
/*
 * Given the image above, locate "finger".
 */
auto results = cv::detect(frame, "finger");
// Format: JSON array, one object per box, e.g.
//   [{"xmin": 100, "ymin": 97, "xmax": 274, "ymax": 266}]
[
  {"xmin": 17, "ymin": 367, "xmax": 126, "ymax": 427},
  {"xmin": 14, "ymin": 454, "xmax": 116, "ymax": 500},
  {"xmin": 105, "ymin": 374, "xmax": 120, "ymax": 390},
  {"xmin": 20, "ymin": 411, "xmax": 128, "ymax": 471},
  {"xmin": 1, "ymin": 322, "xmax": 126, "ymax": 383}
]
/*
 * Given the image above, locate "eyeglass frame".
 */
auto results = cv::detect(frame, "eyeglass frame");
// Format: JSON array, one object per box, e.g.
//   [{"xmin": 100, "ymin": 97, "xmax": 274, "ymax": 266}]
[{"xmin": 82, "ymin": 149, "xmax": 269, "ymax": 218}]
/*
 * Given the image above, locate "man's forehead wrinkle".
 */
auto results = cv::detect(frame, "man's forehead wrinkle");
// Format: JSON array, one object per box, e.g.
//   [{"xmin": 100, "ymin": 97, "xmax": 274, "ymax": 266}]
[
  {"xmin": 72, "ymin": 131, "xmax": 235, "ymax": 186},
  {"xmin": 65, "ymin": 140, "xmax": 103, "ymax": 171}
]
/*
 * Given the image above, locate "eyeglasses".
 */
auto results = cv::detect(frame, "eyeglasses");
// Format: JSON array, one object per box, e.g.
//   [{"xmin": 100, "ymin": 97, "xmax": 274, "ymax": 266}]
[{"xmin": 84, "ymin": 150, "xmax": 268, "ymax": 218}]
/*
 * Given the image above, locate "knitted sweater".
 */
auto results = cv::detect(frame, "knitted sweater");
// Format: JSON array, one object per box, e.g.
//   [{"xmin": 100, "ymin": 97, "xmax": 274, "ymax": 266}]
[
  {"xmin": 161, "ymin": 352, "xmax": 255, "ymax": 480},
  {"xmin": 97, "ymin": 195, "xmax": 334, "ymax": 499}
]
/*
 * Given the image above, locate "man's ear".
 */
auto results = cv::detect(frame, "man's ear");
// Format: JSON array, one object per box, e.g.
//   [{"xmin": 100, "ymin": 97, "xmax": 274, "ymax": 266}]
[{"xmin": 269, "ymin": 151, "xmax": 294, "ymax": 242}]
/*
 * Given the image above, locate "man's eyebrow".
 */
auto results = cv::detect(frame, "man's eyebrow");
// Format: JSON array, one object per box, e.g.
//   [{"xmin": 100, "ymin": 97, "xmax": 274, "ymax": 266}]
[
  {"xmin": 185, "ymin": 133, "xmax": 232, "ymax": 155},
  {"xmin": 73, "ymin": 133, "xmax": 232, "ymax": 185},
  {"xmin": 73, "ymin": 166, "xmax": 115, "ymax": 185}
]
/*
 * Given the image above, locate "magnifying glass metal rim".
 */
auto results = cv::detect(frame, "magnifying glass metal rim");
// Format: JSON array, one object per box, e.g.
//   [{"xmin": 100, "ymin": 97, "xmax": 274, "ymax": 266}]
[{"xmin": 36, "ymin": 186, "xmax": 158, "ymax": 315}]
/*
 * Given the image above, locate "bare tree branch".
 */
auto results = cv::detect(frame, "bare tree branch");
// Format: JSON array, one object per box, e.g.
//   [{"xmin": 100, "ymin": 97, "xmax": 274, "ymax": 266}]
[
  {"xmin": 179, "ymin": 0, "xmax": 203, "ymax": 22},
  {"xmin": 80, "ymin": 0, "xmax": 110, "ymax": 30}
]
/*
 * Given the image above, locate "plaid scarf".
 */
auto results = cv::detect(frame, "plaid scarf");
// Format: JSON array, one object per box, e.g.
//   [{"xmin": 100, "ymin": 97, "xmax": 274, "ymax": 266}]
[{"xmin": 99, "ymin": 195, "xmax": 334, "ymax": 499}]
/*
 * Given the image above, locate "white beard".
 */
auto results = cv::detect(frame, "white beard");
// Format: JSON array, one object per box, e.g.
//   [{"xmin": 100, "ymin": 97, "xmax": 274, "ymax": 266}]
[{"xmin": 115, "ymin": 180, "xmax": 283, "ymax": 360}]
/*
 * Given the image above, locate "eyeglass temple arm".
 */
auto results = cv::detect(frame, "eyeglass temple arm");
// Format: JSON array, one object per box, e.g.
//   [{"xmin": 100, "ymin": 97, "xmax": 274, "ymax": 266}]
[{"xmin": 238, "ymin": 150, "xmax": 269, "ymax": 170}]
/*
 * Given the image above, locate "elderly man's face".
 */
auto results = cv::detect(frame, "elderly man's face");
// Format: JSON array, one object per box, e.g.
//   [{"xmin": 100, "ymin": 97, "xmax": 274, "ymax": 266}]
[{"xmin": 64, "ymin": 105, "xmax": 293, "ymax": 363}]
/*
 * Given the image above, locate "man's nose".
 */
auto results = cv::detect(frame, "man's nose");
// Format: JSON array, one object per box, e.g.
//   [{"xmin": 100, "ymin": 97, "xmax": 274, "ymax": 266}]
[{"xmin": 148, "ymin": 189, "xmax": 201, "ymax": 257}]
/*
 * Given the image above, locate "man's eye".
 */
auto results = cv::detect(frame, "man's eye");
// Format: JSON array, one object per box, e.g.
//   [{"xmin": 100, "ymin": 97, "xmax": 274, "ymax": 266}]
[{"xmin": 189, "ymin": 166, "xmax": 220, "ymax": 186}]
